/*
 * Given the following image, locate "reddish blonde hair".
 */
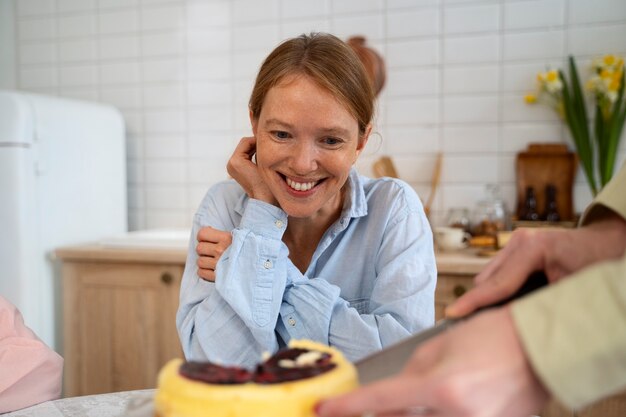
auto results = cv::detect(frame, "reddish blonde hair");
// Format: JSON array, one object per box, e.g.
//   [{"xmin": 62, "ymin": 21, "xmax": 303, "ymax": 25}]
[{"xmin": 249, "ymin": 33, "xmax": 375, "ymax": 137}]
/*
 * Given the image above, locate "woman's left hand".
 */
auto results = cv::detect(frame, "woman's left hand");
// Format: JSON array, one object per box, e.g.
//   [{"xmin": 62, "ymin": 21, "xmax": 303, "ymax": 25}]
[{"xmin": 196, "ymin": 226, "xmax": 232, "ymax": 282}]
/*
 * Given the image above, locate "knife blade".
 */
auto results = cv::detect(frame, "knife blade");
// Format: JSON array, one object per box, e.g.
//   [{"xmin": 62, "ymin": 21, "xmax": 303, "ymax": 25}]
[{"xmin": 355, "ymin": 270, "xmax": 549, "ymax": 384}]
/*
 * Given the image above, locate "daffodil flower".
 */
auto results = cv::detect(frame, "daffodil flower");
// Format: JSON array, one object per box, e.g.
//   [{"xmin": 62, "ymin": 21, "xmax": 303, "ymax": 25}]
[{"xmin": 524, "ymin": 54, "xmax": 626, "ymax": 195}]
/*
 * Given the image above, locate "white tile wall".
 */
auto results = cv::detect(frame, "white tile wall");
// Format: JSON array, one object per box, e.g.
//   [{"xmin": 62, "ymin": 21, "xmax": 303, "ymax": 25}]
[
  {"xmin": 504, "ymin": 0, "xmax": 565, "ymax": 30},
  {"xmin": 11, "ymin": 0, "xmax": 626, "ymax": 230}
]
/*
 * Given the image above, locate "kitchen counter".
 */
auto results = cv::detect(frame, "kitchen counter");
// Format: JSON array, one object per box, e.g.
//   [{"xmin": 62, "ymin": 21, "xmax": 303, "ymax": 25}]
[
  {"xmin": 436, "ymin": 249, "xmax": 491, "ymax": 275},
  {"xmin": 55, "ymin": 244, "xmax": 187, "ymax": 264}
]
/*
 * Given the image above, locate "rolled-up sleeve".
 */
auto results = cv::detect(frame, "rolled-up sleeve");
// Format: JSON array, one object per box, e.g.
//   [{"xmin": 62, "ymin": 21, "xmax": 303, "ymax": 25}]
[{"xmin": 177, "ymin": 193, "xmax": 291, "ymax": 367}]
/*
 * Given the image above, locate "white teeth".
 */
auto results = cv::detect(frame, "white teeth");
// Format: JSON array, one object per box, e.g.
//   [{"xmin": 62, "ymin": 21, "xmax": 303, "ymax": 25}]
[{"xmin": 286, "ymin": 178, "xmax": 316, "ymax": 191}]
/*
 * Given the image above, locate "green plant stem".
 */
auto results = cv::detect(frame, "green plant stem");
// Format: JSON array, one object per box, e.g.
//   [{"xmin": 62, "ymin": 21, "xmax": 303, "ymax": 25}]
[
  {"xmin": 560, "ymin": 65, "xmax": 598, "ymax": 196},
  {"xmin": 602, "ymin": 71, "xmax": 626, "ymax": 186}
]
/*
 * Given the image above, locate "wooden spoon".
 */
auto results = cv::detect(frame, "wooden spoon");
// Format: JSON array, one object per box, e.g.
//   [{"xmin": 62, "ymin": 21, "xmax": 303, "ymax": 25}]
[{"xmin": 424, "ymin": 152, "xmax": 442, "ymax": 218}]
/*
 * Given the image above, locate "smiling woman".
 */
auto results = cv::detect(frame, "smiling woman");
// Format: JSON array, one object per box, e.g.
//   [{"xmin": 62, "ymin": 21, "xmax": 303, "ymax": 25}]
[{"xmin": 176, "ymin": 33, "xmax": 436, "ymax": 368}]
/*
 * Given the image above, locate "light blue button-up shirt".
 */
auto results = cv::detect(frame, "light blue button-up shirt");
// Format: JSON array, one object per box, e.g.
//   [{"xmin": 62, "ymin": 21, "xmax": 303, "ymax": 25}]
[{"xmin": 177, "ymin": 169, "xmax": 436, "ymax": 368}]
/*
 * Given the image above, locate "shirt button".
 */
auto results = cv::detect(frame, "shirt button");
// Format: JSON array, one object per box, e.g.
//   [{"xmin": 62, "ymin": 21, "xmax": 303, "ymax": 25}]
[
  {"xmin": 275, "ymin": 220, "xmax": 283, "ymax": 228},
  {"xmin": 263, "ymin": 260, "xmax": 272, "ymax": 269},
  {"xmin": 288, "ymin": 317, "xmax": 296, "ymax": 326}
]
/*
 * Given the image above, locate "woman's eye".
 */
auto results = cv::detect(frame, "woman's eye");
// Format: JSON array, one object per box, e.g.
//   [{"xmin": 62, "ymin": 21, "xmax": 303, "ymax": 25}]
[
  {"xmin": 273, "ymin": 131, "xmax": 290, "ymax": 140},
  {"xmin": 323, "ymin": 137, "xmax": 342, "ymax": 146}
]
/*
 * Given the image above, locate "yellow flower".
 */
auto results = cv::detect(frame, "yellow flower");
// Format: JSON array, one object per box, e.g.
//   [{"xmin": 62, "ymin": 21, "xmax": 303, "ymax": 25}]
[
  {"xmin": 546, "ymin": 70, "xmax": 559, "ymax": 82},
  {"xmin": 603, "ymin": 55, "xmax": 616, "ymax": 66},
  {"xmin": 600, "ymin": 68, "xmax": 612, "ymax": 79},
  {"xmin": 524, "ymin": 94, "xmax": 537, "ymax": 104},
  {"xmin": 609, "ymin": 78, "xmax": 620, "ymax": 92}
]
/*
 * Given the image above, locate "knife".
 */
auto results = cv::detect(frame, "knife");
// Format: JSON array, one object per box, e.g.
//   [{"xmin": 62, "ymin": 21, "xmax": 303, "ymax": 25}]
[{"xmin": 355, "ymin": 270, "xmax": 549, "ymax": 384}]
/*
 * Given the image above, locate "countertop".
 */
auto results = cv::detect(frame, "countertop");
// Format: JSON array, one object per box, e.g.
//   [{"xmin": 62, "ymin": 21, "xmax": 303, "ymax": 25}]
[{"xmin": 56, "ymin": 239, "xmax": 493, "ymax": 275}]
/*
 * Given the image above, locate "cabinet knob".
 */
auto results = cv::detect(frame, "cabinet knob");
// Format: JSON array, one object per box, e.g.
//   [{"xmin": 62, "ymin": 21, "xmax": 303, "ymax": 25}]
[
  {"xmin": 161, "ymin": 272, "xmax": 173, "ymax": 285},
  {"xmin": 453, "ymin": 284, "xmax": 467, "ymax": 298}
]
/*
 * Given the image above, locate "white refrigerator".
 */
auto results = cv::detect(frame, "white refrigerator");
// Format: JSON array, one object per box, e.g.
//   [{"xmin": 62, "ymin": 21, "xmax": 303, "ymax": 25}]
[{"xmin": 0, "ymin": 90, "xmax": 127, "ymax": 352}]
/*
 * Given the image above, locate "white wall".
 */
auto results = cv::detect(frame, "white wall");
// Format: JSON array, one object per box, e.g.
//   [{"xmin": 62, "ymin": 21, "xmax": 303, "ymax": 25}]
[
  {"xmin": 11, "ymin": 0, "xmax": 626, "ymax": 229},
  {"xmin": 0, "ymin": 0, "xmax": 16, "ymax": 89}
]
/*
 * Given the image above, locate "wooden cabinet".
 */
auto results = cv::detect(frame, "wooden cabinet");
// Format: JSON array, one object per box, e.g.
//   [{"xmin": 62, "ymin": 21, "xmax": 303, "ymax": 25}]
[
  {"xmin": 56, "ymin": 245, "xmax": 186, "ymax": 397},
  {"xmin": 435, "ymin": 251, "xmax": 488, "ymax": 321}
]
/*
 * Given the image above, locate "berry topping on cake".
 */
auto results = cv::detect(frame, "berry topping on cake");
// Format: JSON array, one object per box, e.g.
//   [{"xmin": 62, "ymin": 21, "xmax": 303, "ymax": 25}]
[
  {"xmin": 179, "ymin": 347, "xmax": 336, "ymax": 385},
  {"xmin": 179, "ymin": 362, "xmax": 253, "ymax": 384}
]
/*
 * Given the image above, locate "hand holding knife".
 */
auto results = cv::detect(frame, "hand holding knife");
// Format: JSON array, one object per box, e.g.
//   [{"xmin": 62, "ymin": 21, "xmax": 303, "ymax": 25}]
[
  {"xmin": 354, "ymin": 271, "xmax": 549, "ymax": 384},
  {"xmin": 316, "ymin": 271, "xmax": 551, "ymax": 417}
]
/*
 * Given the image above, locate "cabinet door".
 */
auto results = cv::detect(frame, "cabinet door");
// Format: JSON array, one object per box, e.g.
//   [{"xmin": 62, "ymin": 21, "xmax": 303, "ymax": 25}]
[{"xmin": 63, "ymin": 262, "xmax": 183, "ymax": 397}]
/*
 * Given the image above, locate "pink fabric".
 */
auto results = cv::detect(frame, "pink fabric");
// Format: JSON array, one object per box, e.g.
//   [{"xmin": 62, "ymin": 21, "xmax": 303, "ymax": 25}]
[{"xmin": 0, "ymin": 295, "xmax": 63, "ymax": 413}]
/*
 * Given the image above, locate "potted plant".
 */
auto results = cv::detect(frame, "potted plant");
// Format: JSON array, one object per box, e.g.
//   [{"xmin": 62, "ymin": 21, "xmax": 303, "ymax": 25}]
[{"xmin": 525, "ymin": 55, "xmax": 625, "ymax": 196}]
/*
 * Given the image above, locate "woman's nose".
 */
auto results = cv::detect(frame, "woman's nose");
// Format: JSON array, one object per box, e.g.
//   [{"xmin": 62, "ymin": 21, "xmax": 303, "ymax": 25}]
[{"xmin": 290, "ymin": 141, "xmax": 318, "ymax": 173}]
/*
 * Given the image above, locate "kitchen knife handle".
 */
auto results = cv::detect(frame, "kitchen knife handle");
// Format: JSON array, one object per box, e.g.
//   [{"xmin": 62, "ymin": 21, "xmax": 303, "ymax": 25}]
[{"xmin": 480, "ymin": 270, "xmax": 549, "ymax": 311}]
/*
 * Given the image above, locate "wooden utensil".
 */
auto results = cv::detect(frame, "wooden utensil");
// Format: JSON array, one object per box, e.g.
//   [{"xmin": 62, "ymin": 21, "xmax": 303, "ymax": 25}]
[
  {"xmin": 372, "ymin": 156, "xmax": 399, "ymax": 178},
  {"xmin": 424, "ymin": 152, "xmax": 442, "ymax": 217}
]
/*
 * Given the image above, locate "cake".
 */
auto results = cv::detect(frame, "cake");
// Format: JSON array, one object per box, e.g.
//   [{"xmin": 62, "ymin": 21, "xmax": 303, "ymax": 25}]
[{"xmin": 154, "ymin": 340, "xmax": 358, "ymax": 417}]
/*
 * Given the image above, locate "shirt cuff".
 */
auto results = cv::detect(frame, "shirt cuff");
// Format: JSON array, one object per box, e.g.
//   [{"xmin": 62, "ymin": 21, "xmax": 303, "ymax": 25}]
[{"xmin": 239, "ymin": 199, "xmax": 288, "ymax": 239}]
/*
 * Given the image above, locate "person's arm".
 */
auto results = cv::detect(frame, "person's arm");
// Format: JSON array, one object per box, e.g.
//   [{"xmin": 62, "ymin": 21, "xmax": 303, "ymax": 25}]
[
  {"xmin": 317, "ymin": 256, "xmax": 626, "ymax": 417},
  {"xmin": 176, "ymin": 189, "xmax": 287, "ymax": 367},
  {"xmin": 512, "ymin": 255, "xmax": 626, "ymax": 409},
  {"xmin": 0, "ymin": 296, "xmax": 63, "ymax": 413},
  {"xmin": 316, "ymin": 304, "xmax": 549, "ymax": 417}
]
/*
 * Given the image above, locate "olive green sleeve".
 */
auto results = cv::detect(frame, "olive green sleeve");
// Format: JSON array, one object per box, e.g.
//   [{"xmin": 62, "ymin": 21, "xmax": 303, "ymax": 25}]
[
  {"xmin": 581, "ymin": 161, "xmax": 626, "ymax": 225},
  {"xmin": 511, "ymin": 257, "xmax": 626, "ymax": 409},
  {"xmin": 511, "ymin": 161, "xmax": 626, "ymax": 409}
]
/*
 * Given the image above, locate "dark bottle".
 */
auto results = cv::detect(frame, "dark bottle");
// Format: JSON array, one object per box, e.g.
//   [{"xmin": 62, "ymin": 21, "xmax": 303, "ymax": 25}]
[
  {"xmin": 542, "ymin": 184, "xmax": 560, "ymax": 222},
  {"xmin": 521, "ymin": 187, "xmax": 540, "ymax": 221}
]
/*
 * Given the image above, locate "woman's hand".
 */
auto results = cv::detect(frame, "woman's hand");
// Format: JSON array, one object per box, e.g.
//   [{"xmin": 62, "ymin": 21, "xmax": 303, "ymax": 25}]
[
  {"xmin": 196, "ymin": 226, "xmax": 232, "ymax": 282},
  {"xmin": 447, "ymin": 213, "xmax": 626, "ymax": 318},
  {"xmin": 227, "ymin": 136, "xmax": 277, "ymax": 205},
  {"xmin": 315, "ymin": 308, "xmax": 549, "ymax": 417}
]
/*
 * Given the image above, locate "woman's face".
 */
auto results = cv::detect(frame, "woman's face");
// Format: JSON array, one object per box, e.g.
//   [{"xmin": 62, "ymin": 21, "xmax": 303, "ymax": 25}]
[{"xmin": 251, "ymin": 74, "xmax": 370, "ymax": 220}]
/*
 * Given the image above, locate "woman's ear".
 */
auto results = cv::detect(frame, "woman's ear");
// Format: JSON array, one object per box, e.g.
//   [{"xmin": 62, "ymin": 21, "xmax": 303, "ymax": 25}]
[
  {"xmin": 354, "ymin": 123, "xmax": 372, "ymax": 161},
  {"xmin": 249, "ymin": 109, "xmax": 258, "ymax": 135}
]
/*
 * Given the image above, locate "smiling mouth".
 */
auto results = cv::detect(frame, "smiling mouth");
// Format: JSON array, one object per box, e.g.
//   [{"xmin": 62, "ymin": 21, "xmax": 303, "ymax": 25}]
[{"xmin": 284, "ymin": 176, "xmax": 321, "ymax": 192}]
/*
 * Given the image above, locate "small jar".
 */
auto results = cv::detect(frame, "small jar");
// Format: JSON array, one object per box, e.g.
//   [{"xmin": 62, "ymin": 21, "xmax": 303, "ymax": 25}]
[{"xmin": 470, "ymin": 184, "xmax": 510, "ymax": 236}]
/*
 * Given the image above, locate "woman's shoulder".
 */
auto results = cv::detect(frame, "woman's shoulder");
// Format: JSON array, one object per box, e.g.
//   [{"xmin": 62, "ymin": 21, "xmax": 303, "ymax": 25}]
[{"xmin": 361, "ymin": 175, "xmax": 422, "ymax": 208}]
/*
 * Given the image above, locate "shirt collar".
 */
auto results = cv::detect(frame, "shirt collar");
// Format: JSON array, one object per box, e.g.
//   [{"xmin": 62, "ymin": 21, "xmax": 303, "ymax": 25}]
[
  {"xmin": 343, "ymin": 167, "xmax": 368, "ymax": 219},
  {"xmin": 233, "ymin": 167, "xmax": 368, "ymax": 219}
]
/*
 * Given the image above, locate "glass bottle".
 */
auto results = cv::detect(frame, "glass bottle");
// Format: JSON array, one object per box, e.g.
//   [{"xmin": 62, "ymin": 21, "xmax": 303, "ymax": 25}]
[
  {"xmin": 521, "ymin": 187, "xmax": 540, "ymax": 221},
  {"xmin": 542, "ymin": 184, "xmax": 560, "ymax": 222}
]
